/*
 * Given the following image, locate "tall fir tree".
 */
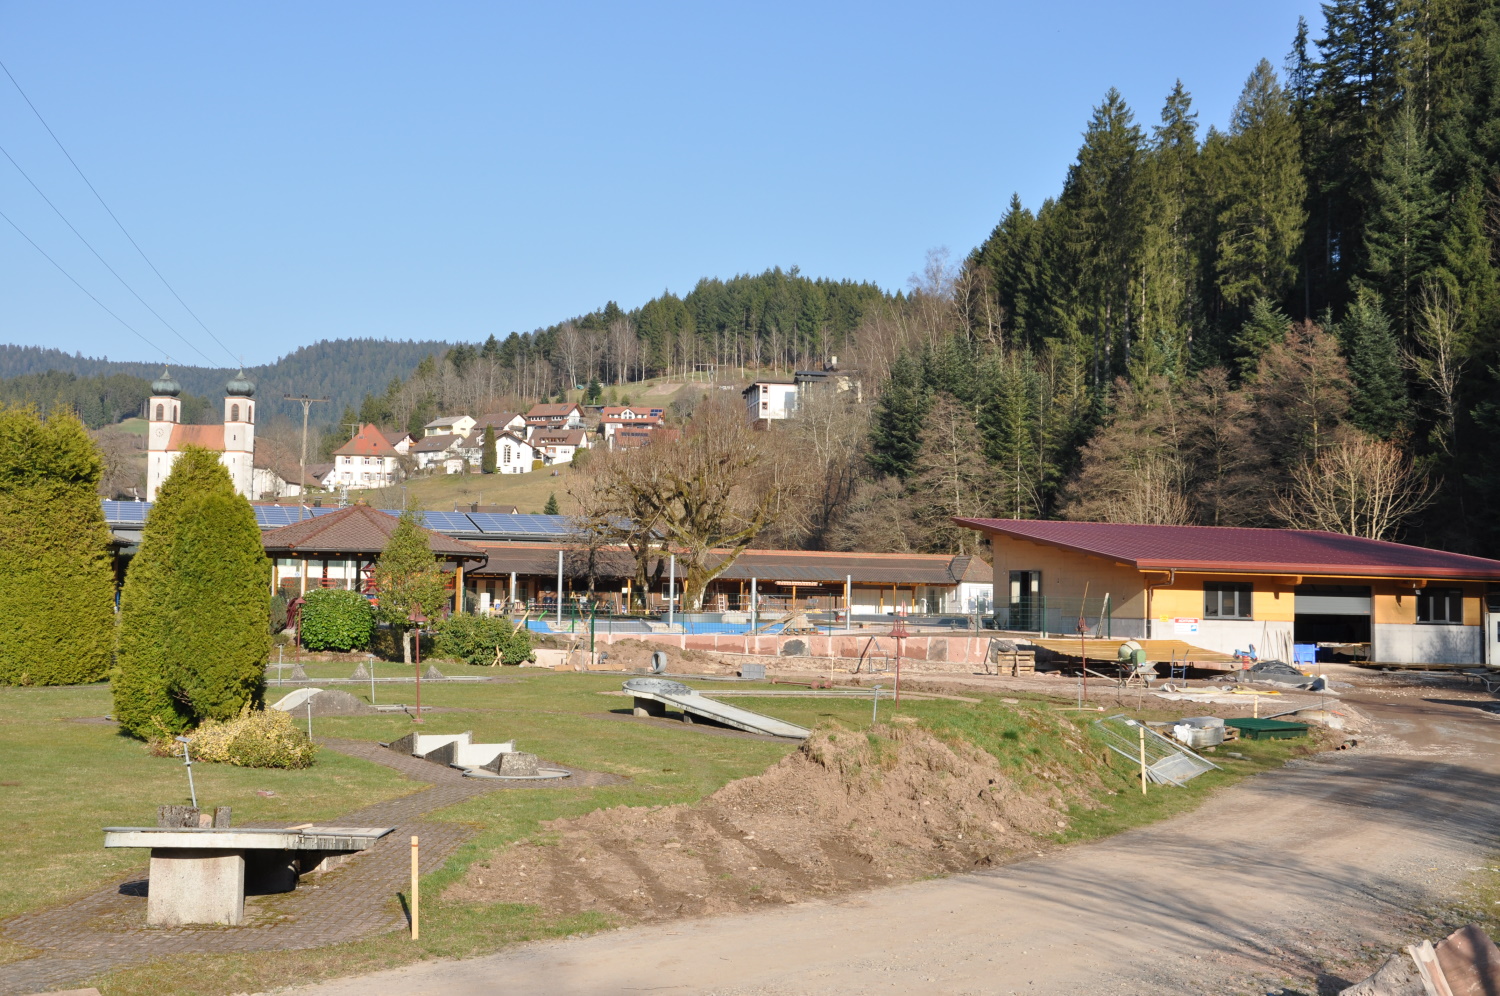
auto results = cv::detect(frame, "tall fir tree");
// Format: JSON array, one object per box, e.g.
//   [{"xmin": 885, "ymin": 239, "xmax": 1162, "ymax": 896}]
[
  {"xmin": 868, "ymin": 355, "xmax": 931, "ymax": 479},
  {"xmin": 481, "ymin": 429, "xmax": 497, "ymax": 474},
  {"xmin": 1332, "ymin": 291, "xmax": 1409, "ymax": 438},
  {"xmin": 1362, "ymin": 104, "xmax": 1441, "ymax": 336},
  {"xmin": 0, "ymin": 406, "xmax": 116, "ymax": 685},
  {"xmin": 1232, "ymin": 297, "xmax": 1293, "ymax": 381}
]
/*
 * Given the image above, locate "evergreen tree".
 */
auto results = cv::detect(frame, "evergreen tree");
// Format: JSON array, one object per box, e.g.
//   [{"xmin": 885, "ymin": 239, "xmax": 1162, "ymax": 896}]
[
  {"xmin": 0, "ymin": 406, "xmax": 116, "ymax": 685},
  {"xmin": 868, "ymin": 355, "xmax": 931, "ymax": 479},
  {"xmin": 1215, "ymin": 60, "xmax": 1306, "ymax": 309},
  {"xmin": 1233, "ymin": 297, "xmax": 1292, "ymax": 380},
  {"xmin": 1139, "ymin": 80, "xmax": 1202, "ymax": 360},
  {"xmin": 1333, "ymin": 291, "xmax": 1409, "ymax": 438},
  {"xmin": 481, "ymin": 430, "xmax": 497, "ymax": 474},
  {"xmin": 584, "ymin": 378, "xmax": 602, "ymax": 404},
  {"xmin": 372, "ymin": 508, "xmax": 448, "ymax": 664},
  {"xmin": 114, "ymin": 447, "xmax": 270, "ymax": 735},
  {"xmin": 1363, "ymin": 105, "xmax": 1441, "ymax": 335},
  {"xmin": 543, "ymin": 492, "xmax": 560, "ymax": 515}
]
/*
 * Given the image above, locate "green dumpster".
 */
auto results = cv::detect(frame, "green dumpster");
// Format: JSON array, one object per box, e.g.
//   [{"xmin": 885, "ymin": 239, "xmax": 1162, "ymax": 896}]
[{"xmin": 1226, "ymin": 718, "xmax": 1309, "ymax": 740}]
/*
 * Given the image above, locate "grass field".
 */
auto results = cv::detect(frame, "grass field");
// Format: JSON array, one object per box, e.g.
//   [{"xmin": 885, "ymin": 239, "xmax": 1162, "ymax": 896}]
[
  {"xmin": 0, "ymin": 672, "xmax": 1321, "ymax": 995},
  {"xmin": 346, "ymin": 463, "xmax": 588, "ymax": 516}
]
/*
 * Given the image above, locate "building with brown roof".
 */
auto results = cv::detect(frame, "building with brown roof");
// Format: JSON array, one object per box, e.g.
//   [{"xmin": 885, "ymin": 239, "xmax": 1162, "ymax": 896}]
[
  {"xmin": 531, "ymin": 428, "xmax": 589, "ymax": 465},
  {"xmin": 332, "ymin": 424, "xmax": 402, "ymax": 490},
  {"xmin": 524, "ymin": 403, "xmax": 585, "ymax": 431},
  {"xmin": 955, "ymin": 517, "xmax": 1500, "ymax": 665},
  {"xmin": 261, "ymin": 504, "xmax": 486, "ymax": 610},
  {"xmin": 146, "ymin": 367, "xmax": 260, "ymax": 500}
]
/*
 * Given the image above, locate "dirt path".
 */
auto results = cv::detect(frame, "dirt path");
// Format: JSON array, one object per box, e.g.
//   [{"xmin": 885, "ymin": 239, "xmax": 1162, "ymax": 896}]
[{"xmin": 279, "ymin": 682, "xmax": 1500, "ymax": 996}]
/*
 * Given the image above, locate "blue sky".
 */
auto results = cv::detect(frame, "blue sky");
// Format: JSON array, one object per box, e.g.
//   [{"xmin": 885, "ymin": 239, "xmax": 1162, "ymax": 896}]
[{"xmin": 0, "ymin": 1, "xmax": 1320, "ymax": 366}]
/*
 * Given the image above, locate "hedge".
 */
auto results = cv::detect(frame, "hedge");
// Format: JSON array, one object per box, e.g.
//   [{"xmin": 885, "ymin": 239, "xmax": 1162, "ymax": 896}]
[
  {"xmin": 299, "ymin": 589, "xmax": 375, "ymax": 651},
  {"xmin": 435, "ymin": 614, "xmax": 535, "ymax": 667}
]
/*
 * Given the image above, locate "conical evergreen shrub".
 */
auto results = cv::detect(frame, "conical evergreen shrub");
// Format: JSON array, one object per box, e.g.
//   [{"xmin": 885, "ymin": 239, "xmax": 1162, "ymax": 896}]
[
  {"xmin": 0, "ymin": 406, "xmax": 116, "ymax": 685},
  {"xmin": 113, "ymin": 447, "xmax": 271, "ymax": 736}
]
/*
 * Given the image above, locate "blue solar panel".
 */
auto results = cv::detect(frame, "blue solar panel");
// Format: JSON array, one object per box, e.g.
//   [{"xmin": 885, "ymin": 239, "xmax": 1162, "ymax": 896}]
[
  {"xmin": 413, "ymin": 511, "xmax": 479, "ymax": 533},
  {"xmin": 102, "ymin": 500, "xmax": 149, "ymax": 524},
  {"xmin": 253, "ymin": 505, "xmax": 340, "ymax": 528},
  {"xmin": 468, "ymin": 513, "xmax": 576, "ymax": 536}
]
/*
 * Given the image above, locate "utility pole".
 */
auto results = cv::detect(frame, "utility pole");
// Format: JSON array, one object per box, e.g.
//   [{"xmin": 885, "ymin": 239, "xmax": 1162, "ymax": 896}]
[{"xmin": 284, "ymin": 395, "xmax": 331, "ymax": 519}]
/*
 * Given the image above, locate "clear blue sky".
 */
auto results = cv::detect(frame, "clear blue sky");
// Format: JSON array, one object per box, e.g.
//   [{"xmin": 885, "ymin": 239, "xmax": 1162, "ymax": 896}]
[{"xmin": 0, "ymin": 1, "xmax": 1320, "ymax": 367}]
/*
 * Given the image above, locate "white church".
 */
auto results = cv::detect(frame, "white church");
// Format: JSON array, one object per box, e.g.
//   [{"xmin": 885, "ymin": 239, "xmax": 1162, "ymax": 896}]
[{"xmin": 145, "ymin": 367, "xmax": 260, "ymax": 501}]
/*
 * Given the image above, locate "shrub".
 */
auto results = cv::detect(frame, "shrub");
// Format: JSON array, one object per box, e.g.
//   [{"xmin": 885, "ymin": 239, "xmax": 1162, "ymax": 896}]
[
  {"xmin": 114, "ymin": 447, "xmax": 271, "ymax": 737},
  {"xmin": 269, "ymin": 592, "xmax": 290, "ymax": 634},
  {"xmin": 149, "ymin": 705, "xmax": 318, "ymax": 769},
  {"xmin": 298, "ymin": 589, "xmax": 374, "ymax": 651},
  {"xmin": 435, "ymin": 614, "xmax": 535, "ymax": 666},
  {"xmin": 0, "ymin": 406, "xmax": 117, "ymax": 685}
]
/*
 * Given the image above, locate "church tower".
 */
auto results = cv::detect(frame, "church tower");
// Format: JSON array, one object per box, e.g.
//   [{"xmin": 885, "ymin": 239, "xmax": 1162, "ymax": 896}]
[
  {"xmin": 145, "ymin": 367, "xmax": 181, "ymax": 500},
  {"xmin": 222, "ymin": 369, "xmax": 256, "ymax": 498}
]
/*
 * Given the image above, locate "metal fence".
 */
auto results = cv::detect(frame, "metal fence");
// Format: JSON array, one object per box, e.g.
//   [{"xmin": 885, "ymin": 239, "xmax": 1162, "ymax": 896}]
[{"xmin": 988, "ymin": 595, "xmax": 1112, "ymax": 638}]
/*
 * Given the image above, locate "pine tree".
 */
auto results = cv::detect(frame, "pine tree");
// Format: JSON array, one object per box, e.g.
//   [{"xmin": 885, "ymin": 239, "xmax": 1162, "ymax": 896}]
[
  {"xmin": 372, "ymin": 509, "xmax": 448, "ymax": 664},
  {"xmin": 543, "ymin": 493, "xmax": 560, "ymax": 515},
  {"xmin": 1139, "ymin": 80, "xmax": 1202, "ymax": 360},
  {"xmin": 0, "ymin": 406, "xmax": 116, "ymax": 685},
  {"xmin": 1332, "ymin": 291, "xmax": 1409, "ymax": 438},
  {"xmin": 114, "ymin": 447, "xmax": 270, "ymax": 736},
  {"xmin": 481, "ymin": 430, "xmax": 497, "ymax": 474},
  {"xmin": 1215, "ymin": 60, "xmax": 1307, "ymax": 309},
  {"xmin": 868, "ymin": 355, "xmax": 931, "ymax": 479},
  {"xmin": 1363, "ymin": 105, "xmax": 1441, "ymax": 335},
  {"xmin": 1232, "ymin": 297, "xmax": 1292, "ymax": 380}
]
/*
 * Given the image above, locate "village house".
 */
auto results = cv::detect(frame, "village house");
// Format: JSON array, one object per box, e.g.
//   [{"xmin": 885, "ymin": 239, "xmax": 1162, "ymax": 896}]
[
  {"xmin": 422, "ymin": 414, "xmax": 476, "ymax": 438},
  {"xmin": 524, "ymin": 402, "xmax": 585, "ymax": 433},
  {"xmin": 491, "ymin": 430, "xmax": 535, "ymax": 473},
  {"xmin": 532, "ymin": 427, "xmax": 589, "ymax": 465},
  {"xmin": 742, "ymin": 380, "xmax": 798, "ymax": 424},
  {"xmin": 146, "ymin": 368, "xmax": 261, "ymax": 500},
  {"xmin": 330, "ymin": 423, "xmax": 402, "ymax": 490},
  {"xmin": 410, "ymin": 433, "xmax": 464, "ymax": 471},
  {"xmin": 598, "ymin": 405, "xmax": 664, "ymax": 447},
  {"xmin": 474, "ymin": 412, "xmax": 527, "ymax": 437}
]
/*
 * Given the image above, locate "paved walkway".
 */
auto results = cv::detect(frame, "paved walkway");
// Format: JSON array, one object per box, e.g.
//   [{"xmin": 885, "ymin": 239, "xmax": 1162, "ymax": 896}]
[{"xmin": 0, "ymin": 738, "xmax": 617, "ymax": 996}]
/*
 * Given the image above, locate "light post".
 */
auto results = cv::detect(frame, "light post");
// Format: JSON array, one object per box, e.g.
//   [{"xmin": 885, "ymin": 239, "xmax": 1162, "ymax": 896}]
[{"xmin": 408, "ymin": 608, "xmax": 427, "ymax": 724}]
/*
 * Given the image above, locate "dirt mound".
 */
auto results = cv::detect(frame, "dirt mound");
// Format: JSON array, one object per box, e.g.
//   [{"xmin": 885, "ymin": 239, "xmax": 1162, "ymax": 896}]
[
  {"xmin": 449, "ymin": 723, "xmax": 1090, "ymax": 922},
  {"xmin": 594, "ymin": 639, "xmax": 731, "ymax": 673}
]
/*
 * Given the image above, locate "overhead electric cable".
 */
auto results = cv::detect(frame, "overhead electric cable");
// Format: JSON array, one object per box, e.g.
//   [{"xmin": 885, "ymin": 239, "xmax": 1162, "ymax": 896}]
[
  {"xmin": 0, "ymin": 57, "xmax": 240, "ymax": 366},
  {"xmin": 0, "ymin": 205, "xmax": 168, "ymax": 358},
  {"xmin": 0, "ymin": 142, "xmax": 217, "ymax": 365}
]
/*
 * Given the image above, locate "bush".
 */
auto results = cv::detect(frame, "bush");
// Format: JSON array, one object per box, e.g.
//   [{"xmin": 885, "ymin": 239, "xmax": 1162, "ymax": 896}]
[
  {"xmin": 0, "ymin": 406, "xmax": 117, "ymax": 685},
  {"xmin": 298, "ymin": 589, "xmax": 374, "ymax": 651},
  {"xmin": 148, "ymin": 705, "xmax": 318, "ymax": 769},
  {"xmin": 269, "ymin": 592, "xmax": 290, "ymax": 634},
  {"xmin": 434, "ymin": 614, "xmax": 535, "ymax": 666}
]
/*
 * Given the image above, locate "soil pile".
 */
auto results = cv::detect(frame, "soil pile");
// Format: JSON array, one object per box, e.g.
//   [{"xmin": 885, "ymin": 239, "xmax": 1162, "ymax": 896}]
[
  {"xmin": 449, "ymin": 722, "xmax": 1096, "ymax": 922},
  {"xmin": 592, "ymin": 639, "xmax": 731, "ymax": 673}
]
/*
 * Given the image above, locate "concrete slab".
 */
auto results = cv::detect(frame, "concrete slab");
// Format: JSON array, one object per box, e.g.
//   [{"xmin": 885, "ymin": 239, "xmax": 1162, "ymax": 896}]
[{"xmin": 146, "ymin": 848, "xmax": 245, "ymax": 926}]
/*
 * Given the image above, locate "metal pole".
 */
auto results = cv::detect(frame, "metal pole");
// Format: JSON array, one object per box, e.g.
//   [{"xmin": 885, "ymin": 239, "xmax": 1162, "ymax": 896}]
[
  {"xmin": 750, "ymin": 577, "xmax": 757, "ymax": 630},
  {"xmin": 175, "ymin": 737, "xmax": 197, "ymax": 809},
  {"xmin": 414, "ymin": 624, "xmax": 423, "ymax": 724},
  {"xmin": 369, "ymin": 654, "xmax": 376, "ymax": 705},
  {"xmin": 556, "ymin": 551, "xmax": 564, "ymax": 626},
  {"xmin": 410, "ymin": 835, "xmax": 420, "ymax": 939},
  {"xmin": 871, "ymin": 684, "xmax": 880, "ymax": 724},
  {"xmin": 1138, "ymin": 724, "xmax": 1148, "ymax": 795},
  {"xmin": 306, "ymin": 698, "xmax": 313, "ymax": 739},
  {"xmin": 668, "ymin": 554, "xmax": 676, "ymax": 628},
  {"xmin": 845, "ymin": 574, "xmax": 852, "ymax": 629}
]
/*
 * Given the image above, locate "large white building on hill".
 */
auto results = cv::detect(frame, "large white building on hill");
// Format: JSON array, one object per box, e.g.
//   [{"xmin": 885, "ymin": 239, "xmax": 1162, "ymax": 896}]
[{"xmin": 145, "ymin": 368, "xmax": 258, "ymax": 500}]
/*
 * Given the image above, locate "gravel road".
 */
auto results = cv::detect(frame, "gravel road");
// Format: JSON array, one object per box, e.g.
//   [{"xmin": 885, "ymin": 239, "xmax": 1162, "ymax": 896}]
[{"xmin": 279, "ymin": 677, "xmax": 1500, "ymax": 996}]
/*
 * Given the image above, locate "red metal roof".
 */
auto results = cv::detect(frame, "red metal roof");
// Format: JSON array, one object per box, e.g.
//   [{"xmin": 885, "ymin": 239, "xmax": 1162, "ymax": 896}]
[{"xmin": 954, "ymin": 518, "xmax": 1500, "ymax": 581}]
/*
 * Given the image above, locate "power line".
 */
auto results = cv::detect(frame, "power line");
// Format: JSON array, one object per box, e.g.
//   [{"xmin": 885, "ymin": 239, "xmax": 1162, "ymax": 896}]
[
  {"xmin": 0, "ymin": 205, "xmax": 167, "ymax": 359},
  {"xmin": 0, "ymin": 141, "xmax": 217, "ymax": 365},
  {"xmin": 0, "ymin": 57, "xmax": 240, "ymax": 366}
]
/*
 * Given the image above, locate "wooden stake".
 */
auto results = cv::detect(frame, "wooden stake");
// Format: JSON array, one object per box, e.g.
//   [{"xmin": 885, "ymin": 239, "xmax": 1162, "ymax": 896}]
[
  {"xmin": 410, "ymin": 835, "xmax": 420, "ymax": 939},
  {"xmin": 1138, "ymin": 724, "xmax": 1147, "ymax": 795},
  {"xmin": 1254, "ymin": 694, "xmax": 1259, "ymax": 719}
]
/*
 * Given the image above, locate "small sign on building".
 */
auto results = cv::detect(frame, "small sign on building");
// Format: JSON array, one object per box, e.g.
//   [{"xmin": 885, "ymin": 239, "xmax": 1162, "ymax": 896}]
[{"xmin": 1172, "ymin": 617, "xmax": 1200, "ymax": 635}]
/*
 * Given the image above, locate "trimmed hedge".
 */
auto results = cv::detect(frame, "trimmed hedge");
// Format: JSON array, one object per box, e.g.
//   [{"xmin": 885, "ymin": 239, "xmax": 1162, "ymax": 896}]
[
  {"xmin": 114, "ymin": 447, "xmax": 271, "ymax": 737},
  {"xmin": 0, "ymin": 406, "xmax": 117, "ymax": 685},
  {"xmin": 299, "ymin": 589, "xmax": 375, "ymax": 651},
  {"xmin": 435, "ymin": 614, "xmax": 535, "ymax": 666}
]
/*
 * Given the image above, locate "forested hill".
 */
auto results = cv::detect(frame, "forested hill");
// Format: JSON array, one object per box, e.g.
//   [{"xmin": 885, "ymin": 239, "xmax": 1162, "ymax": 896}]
[{"xmin": 0, "ymin": 338, "xmax": 451, "ymax": 422}]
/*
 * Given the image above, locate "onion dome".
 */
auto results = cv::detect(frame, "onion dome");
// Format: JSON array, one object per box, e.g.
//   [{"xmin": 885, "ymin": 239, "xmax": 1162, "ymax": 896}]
[
  {"xmin": 225, "ymin": 369, "xmax": 256, "ymax": 397},
  {"xmin": 151, "ymin": 367, "xmax": 181, "ymax": 397}
]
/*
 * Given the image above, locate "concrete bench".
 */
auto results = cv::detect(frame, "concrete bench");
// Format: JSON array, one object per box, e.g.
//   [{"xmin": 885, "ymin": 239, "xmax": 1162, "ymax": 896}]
[{"xmin": 103, "ymin": 825, "xmax": 393, "ymax": 926}]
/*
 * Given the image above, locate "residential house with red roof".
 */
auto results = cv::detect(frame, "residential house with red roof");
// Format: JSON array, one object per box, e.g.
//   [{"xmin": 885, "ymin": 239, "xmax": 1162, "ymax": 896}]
[
  {"xmin": 532, "ymin": 428, "xmax": 589, "ymax": 465},
  {"xmin": 331, "ymin": 423, "xmax": 402, "ymax": 490},
  {"xmin": 955, "ymin": 518, "xmax": 1500, "ymax": 666},
  {"xmin": 524, "ymin": 403, "xmax": 585, "ymax": 433},
  {"xmin": 598, "ymin": 405, "xmax": 664, "ymax": 448}
]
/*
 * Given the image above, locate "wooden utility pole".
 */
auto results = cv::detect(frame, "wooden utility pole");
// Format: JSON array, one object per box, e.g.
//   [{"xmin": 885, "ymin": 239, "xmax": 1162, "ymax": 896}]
[{"xmin": 283, "ymin": 395, "xmax": 331, "ymax": 518}]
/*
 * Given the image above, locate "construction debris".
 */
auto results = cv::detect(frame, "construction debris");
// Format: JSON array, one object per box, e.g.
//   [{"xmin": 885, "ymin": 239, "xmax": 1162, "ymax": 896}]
[
  {"xmin": 1340, "ymin": 923, "xmax": 1500, "ymax": 996},
  {"xmin": 1092, "ymin": 715, "xmax": 1219, "ymax": 785}
]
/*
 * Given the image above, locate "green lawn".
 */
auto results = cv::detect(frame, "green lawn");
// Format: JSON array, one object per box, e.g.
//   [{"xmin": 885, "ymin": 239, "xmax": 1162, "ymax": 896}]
[{"xmin": 0, "ymin": 673, "xmax": 1326, "ymax": 996}]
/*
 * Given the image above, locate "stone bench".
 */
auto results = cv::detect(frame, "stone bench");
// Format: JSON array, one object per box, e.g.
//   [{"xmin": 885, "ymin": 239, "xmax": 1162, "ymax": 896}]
[{"xmin": 103, "ymin": 825, "xmax": 393, "ymax": 926}]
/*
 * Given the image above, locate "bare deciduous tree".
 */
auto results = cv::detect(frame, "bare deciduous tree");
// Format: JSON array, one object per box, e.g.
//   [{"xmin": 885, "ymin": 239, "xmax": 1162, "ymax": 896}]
[
  {"xmin": 1407, "ymin": 281, "xmax": 1469, "ymax": 454},
  {"xmin": 1273, "ymin": 432, "xmax": 1435, "ymax": 539}
]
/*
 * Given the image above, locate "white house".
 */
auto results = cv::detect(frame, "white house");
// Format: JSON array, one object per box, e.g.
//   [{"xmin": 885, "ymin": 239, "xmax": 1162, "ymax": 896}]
[
  {"xmin": 382, "ymin": 430, "xmax": 415, "ymax": 454},
  {"xmin": 532, "ymin": 428, "xmax": 589, "ymax": 465},
  {"xmin": 423, "ymin": 415, "xmax": 476, "ymax": 438},
  {"xmin": 411, "ymin": 433, "xmax": 464, "ymax": 471},
  {"xmin": 524, "ymin": 403, "xmax": 585, "ymax": 432},
  {"xmin": 742, "ymin": 381, "xmax": 798, "ymax": 423},
  {"xmin": 475, "ymin": 412, "xmax": 527, "ymax": 437},
  {"xmin": 331, "ymin": 423, "xmax": 402, "ymax": 489},
  {"xmin": 598, "ymin": 405, "xmax": 664, "ymax": 447},
  {"xmin": 492, "ymin": 431, "xmax": 534, "ymax": 473},
  {"xmin": 146, "ymin": 368, "xmax": 257, "ymax": 501}
]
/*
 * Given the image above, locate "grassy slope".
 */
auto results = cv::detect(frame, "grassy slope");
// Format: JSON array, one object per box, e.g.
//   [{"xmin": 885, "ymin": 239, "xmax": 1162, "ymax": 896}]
[{"xmin": 82, "ymin": 675, "xmax": 1319, "ymax": 996}]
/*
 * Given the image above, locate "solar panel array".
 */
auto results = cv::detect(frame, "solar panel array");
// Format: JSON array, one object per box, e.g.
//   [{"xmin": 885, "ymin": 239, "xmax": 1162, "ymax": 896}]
[{"xmin": 103, "ymin": 500, "xmax": 580, "ymax": 540}]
